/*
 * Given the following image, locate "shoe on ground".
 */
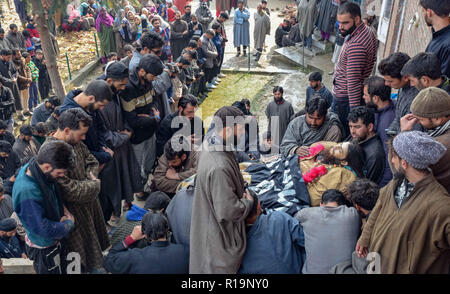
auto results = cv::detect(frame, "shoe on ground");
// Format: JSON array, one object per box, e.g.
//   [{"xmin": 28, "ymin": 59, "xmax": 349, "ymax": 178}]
[
  {"xmin": 23, "ymin": 111, "xmax": 32, "ymax": 117},
  {"xmin": 212, "ymin": 81, "xmax": 219, "ymax": 86},
  {"xmin": 236, "ymin": 51, "xmax": 241, "ymax": 57},
  {"xmin": 18, "ymin": 115, "xmax": 27, "ymax": 121},
  {"xmin": 214, "ymin": 77, "xmax": 221, "ymax": 82},
  {"xmin": 207, "ymin": 83, "xmax": 217, "ymax": 89},
  {"xmin": 328, "ymin": 70, "xmax": 334, "ymax": 75},
  {"xmin": 205, "ymin": 87, "xmax": 213, "ymax": 92},
  {"xmin": 243, "ymin": 51, "xmax": 247, "ymax": 57},
  {"xmin": 218, "ymin": 73, "xmax": 226, "ymax": 78}
]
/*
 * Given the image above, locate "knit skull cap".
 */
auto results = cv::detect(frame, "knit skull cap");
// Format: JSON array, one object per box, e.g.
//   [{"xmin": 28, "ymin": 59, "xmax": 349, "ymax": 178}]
[
  {"xmin": 0, "ymin": 218, "xmax": 17, "ymax": 232},
  {"xmin": 393, "ymin": 131, "xmax": 447, "ymax": 169},
  {"xmin": 410, "ymin": 87, "xmax": 450, "ymax": 118}
]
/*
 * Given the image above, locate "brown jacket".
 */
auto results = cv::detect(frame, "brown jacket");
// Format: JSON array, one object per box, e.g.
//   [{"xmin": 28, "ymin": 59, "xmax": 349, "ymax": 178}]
[
  {"xmin": 46, "ymin": 136, "xmax": 110, "ymax": 271},
  {"xmin": 13, "ymin": 58, "xmax": 30, "ymax": 90},
  {"xmin": 358, "ymin": 174, "xmax": 450, "ymax": 274},
  {"xmin": 153, "ymin": 150, "xmax": 199, "ymax": 194},
  {"xmin": 431, "ymin": 129, "xmax": 450, "ymax": 192}
]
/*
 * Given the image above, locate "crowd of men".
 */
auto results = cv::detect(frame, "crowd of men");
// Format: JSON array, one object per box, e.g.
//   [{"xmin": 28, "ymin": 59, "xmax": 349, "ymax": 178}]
[{"xmin": 0, "ymin": 0, "xmax": 449, "ymax": 275}]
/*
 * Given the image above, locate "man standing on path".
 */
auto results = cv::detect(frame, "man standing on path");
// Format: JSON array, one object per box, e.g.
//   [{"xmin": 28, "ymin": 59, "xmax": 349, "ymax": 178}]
[
  {"xmin": 233, "ymin": 0, "xmax": 250, "ymax": 57},
  {"xmin": 253, "ymin": 4, "xmax": 270, "ymax": 62},
  {"xmin": 332, "ymin": 2, "xmax": 378, "ymax": 138},
  {"xmin": 190, "ymin": 106, "xmax": 254, "ymax": 274}
]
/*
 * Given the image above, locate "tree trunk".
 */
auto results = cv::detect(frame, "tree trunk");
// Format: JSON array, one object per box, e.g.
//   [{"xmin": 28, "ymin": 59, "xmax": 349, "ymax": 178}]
[{"xmin": 30, "ymin": 0, "xmax": 66, "ymax": 101}]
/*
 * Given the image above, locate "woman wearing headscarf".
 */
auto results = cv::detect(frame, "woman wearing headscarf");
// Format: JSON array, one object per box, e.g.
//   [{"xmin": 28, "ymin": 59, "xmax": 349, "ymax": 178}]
[
  {"xmin": 119, "ymin": 9, "xmax": 133, "ymax": 44},
  {"xmin": 127, "ymin": 11, "xmax": 139, "ymax": 40},
  {"xmin": 96, "ymin": 7, "xmax": 117, "ymax": 58}
]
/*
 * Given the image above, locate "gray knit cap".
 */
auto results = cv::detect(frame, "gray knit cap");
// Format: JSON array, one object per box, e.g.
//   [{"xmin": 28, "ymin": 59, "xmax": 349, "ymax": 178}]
[{"xmin": 393, "ymin": 131, "xmax": 447, "ymax": 169}]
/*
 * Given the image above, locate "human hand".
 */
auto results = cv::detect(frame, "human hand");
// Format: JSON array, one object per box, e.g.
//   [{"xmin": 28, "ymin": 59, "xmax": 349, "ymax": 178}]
[
  {"xmin": 130, "ymin": 225, "xmax": 145, "ymax": 241},
  {"xmin": 102, "ymin": 146, "xmax": 114, "ymax": 158},
  {"xmin": 21, "ymin": 253, "xmax": 28, "ymax": 259},
  {"xmin": 400, "ymin": 113, "xmax": 418, "ymax": 132},
  {"xmin": 166, "ymin": 168, "xmax": 180, "ymax": 180},
  {"xmin": 243, "ymin": 189, "xmax": 253, "ymax": 203},
  {"xmin": 152, "ymin": 107, "xmax": 160, "ymax": 118},
  {"xmin": 89, "ymin": 172, "xmax": 98, "ymax": 181},
  {"xmin": 295, "ymin": 146, "xmax": 310, "ymax": 157},
  {"xmin": 356, "ymin": 242, "xmax": 368, "ymax": 258}
]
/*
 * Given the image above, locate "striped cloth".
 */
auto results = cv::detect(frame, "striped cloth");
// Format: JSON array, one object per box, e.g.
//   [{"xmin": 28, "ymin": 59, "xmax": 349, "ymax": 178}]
[{"xmin": 332, "ymin": 23, "xmax": 378, "ymax": 107}]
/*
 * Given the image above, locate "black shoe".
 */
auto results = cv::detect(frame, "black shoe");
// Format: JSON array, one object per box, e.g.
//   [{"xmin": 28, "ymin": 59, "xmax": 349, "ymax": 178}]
[
  {"xmin": 135, "ymin": 191, "xmax": 149, "ymax": 201},
  {"xmin": 23, "ymin": 111, "xmax": 32, "ymax": 117},
  {"xmin": 18, "ymin": 115, "xmax": 27, "ymax": 121},
  {"xmin": 243, "ymin": 51, "xmax": 247, "ymax": 57},
  {"xmin": 236, "ymin": 51, "xmax": 241, "ymax": 57}
]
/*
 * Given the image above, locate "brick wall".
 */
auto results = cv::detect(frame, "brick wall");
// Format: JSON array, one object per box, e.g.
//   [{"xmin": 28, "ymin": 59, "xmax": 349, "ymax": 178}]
[{"xmin": 397, "ymin": 0, "xmax": 432, "ymax": 57}]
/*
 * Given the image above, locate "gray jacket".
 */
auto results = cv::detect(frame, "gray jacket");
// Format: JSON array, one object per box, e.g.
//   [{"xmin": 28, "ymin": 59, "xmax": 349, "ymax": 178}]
[
  {"xmin": 280, "ymin": 112, "xmax": 342, "ymax": 157},
  {"xmin": 200, "ymin": 35, "xmax": 218, "ymax": 69}
]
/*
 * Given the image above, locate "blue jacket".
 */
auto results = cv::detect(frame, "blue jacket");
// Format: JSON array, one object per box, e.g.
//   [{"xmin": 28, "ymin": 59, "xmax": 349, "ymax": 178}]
[
  {"xmin": 103, "ymin": 239, "xmax": 189, "ymax": 274},
  {"xmin": 0, "ymin": 235, "xmax": 25, "ymax": 258},
  {"xmin": 375, "ymin": 101, "xmax": 396, "ymax": 187},
  {"xmin": 12, "ymin": 164, "xmax": 74, "ymax": 247},
  {"xmin": 238, "ymin": 211, "xmax": 306, "ymax": 274},
  {"xmin": 306, "ymin": 85, "xmax": 333, "ymax": 109},
  {"xmin": 60, "ymin": 90, "xmax": 112, "ymax": 164},
  {"xmin": 212, "ymin": 33, "xmax": 224, "ymax": 57}
]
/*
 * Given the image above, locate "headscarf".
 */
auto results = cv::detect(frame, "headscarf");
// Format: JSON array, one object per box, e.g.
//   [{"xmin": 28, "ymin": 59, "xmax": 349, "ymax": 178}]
[
  {"xmin": 95, "ymin": 7, "xmax": 114, "ymax": 32},
  {"xmin": 114, "ymin": 9, "xmax": 125, "ymax": 27},
  {"xmin": 79, "ymin": 2, "xmax": 89, "ymax": 16},
  {"xmin": 68, "ymin": 4, "xmax": 81, "ymax": 21},
  {"xmin": 125, "ymin": 4, "xmax": 136, "ymax": 14},
  {"xmin": 119, "ymin": 15, "xmax": 133, "ymax": 41}
]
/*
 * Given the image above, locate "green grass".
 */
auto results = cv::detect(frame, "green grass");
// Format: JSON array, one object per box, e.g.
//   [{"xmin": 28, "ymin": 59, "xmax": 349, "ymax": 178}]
[{"xmin": 198, "ymin": 73, "xmax": 273, "ymax": 128}]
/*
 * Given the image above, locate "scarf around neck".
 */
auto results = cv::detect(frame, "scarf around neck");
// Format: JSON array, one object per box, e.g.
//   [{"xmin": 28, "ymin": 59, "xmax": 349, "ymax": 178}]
[{"xmin": 428, "ymin": 119, "xmax": 450, "ymax": 138}]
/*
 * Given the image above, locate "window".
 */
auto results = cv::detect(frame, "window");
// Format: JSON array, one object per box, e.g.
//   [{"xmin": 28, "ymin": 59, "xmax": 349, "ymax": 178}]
[{"xmin": 378, "ymin": 0, "xmax": 394, "ymax": 43}]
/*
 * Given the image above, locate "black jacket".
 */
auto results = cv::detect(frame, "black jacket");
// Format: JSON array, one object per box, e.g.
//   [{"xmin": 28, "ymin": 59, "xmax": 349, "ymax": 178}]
[
  {"xmin": 0, "ymin": 150, "xmax": 20, "ymax": 181},
  {"xmin": 360, "ymin": 134, "xmax": 386, "ymax": 186},
  {"xmin": 387, "ymin": 84, "xmax": 421, "ymax": 136},
  {"xmin": 103, "ymin": 239, "xmax": 189, "ymax": 274},
  {"xmin": 155, "ymin": 111, "xmax": 204, "ymax": 157},
  {"xmin": 426, "ymin": 25, "xmax": 450, "ymax": 78},
  {"xmin": 0, "ymin": 86, "xmax": 15, "ymax": 121},
  {"xmin": 119, "ymin": 68, "xmax": 160, "ymax": 144},
  {"xmin": 275, "ymin": 25, "xmax": 289, "ymax": 47}
]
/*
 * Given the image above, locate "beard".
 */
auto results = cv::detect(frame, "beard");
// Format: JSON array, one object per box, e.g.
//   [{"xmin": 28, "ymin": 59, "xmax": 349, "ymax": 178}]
[
  {"xmin": 340, "ymin": 23, "xmax": 356, "ymax": 37},
  {"xmin": 390, "ymin": 163, "xmax": 406, "ymax": 180}
]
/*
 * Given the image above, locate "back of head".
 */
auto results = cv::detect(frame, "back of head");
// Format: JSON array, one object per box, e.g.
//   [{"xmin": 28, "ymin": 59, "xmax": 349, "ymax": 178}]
[
  {"xmin": 305, "ymin": 96, "xmax": 328, "ymax": 117},
  {"xmin": 321, "ymin": 189, "xmax": 346, "ymax": 206},
  {"xmin": 9, "ymin": 24, "xmax": 17, "ymax": 31},
  {"xmin": 219, "ymin": 11, "xmax": 229, "ymax": 20},
  {"xmin": 144, "ymin": 191, "xmax": 171, "ymax": 211},
  {"xmin": 19, "ymin": 124, "xmax": 33, "ymax": 136},
  {"xmin": 84, "ymin": 80, "xmax": 113, "ymax": 102},
  {"xmin": 400, "ymin": 52, "xmax": 442, "ymax": 80},
  {"xmin": 309, "ymin": 71, "xmax": 322, "ymax": 82},
  {"xmin": 347, "ymin": 178, "xmax": 379, "ymax": 211},
  {"xmin": 188, "ymin": 40, "xmax": 198, "ymax": 48},
  {"xmin": 141, "ymin": 211, "xmax": 168, "ymax": 241},
  {"xmin": 378, "ymin": 52, "xmax": 411, "ymax": 79},
  {"xmin": 0, "ymin": 140, "xmax": 12, "ymax": 154},
  {"xmin": 348, "ymin": 106, "xmax": 375, "ymax": 126},
  {"xmin": 364, "ymin": 76, "xmax": 392, "ymax": 101},
  {"xmin": 123, "ymin": 44, "xmax": 134, "ymax": 53},
  {"xmin": 34, "ymin": 122, "xmax": 48, "ymax": 135},
  {"xmin": 105, "ymin": 61, "xmax": 129, "ymax": 80},
  {"xmin": 58, "ymin": 108, "xmax": 92, "ymax": 131},
  {"xmin": 419, "ymin": 0, "xmax": 450, "ymax": 17},
  {"xmin": 48, "ymin": 96, "xmax": 61, "ymax": 107},
  {"xmin": 138, "ymin": 54, "xmax": 164, "ymax": 76},
  {"xmin": 164, "ymin": 134, "xmax": 190, "ymax": 160},
  {"xmin": 36, "ymin": 140, "xmax": 76, "ymax": 170},
  {"xmin": 338, "ymin": 1, "xmax": 361, "ymax": 18},
  {"xmin": 211, "ymin": 23, "xmax": 220, "ymax": 30},
  {"xmin": 213, "ymin": 106, "xmax": 245, "ymax": 131},
  {"xmin": 0, "ymin": 49, "xmax": 11, "ymax": 56},
  {"xmin": 140, "ymin": 31, "xmax": 164, "ymax": 50},
  {"xmin": 178, "ymin": 94, "xmax": 198, "ymax": 109},
  {"xmin": 206, "ymin": 29, "xmax": 215, "ymax": 37}
]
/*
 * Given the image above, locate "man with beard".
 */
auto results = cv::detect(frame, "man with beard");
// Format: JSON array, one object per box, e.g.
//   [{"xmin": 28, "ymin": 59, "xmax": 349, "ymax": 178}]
[
  {"xmin": 0, "ymin": 218, "xmax": 25, "ymax": 258},
  {"xmin": 0, "ymin": 49, "xmax": 23, "ymax": 122},
  {"xmin": 0, "ymin": 28, "xmax": 12, "ymax": 51},
  {"xmin": 12, "ymin": 140, "xmax": 76, "ymax": 274},
  {"xmin": 420, "ymin": 0, "xmax": 450, "ymax": 77},
  {"xmin": 6, "ymin": 24, "xmax": 25, "ymax": 52},
  {"xmin": 153, "ymin": 134, "xmax": 199, "ymax": 197},
  {"xmin": 363, "ymin": 76, "xmax": 395, "ymax": 186},
  {"xmin": 156, "ymin": 94, "xmax": 204, "ymax": 157},
  {"xmin": 306, "ymin": 72, "xmax": 333, "ymax": 107},
  {"xmin": 60, "ymin": 80, "xmax": 115, "ymax": 166},
  {"xmin": 211, "ymin": 11, "xmax": 229, "ymax": 79},
  {"xmin": 11, "ymin": 49, "xmax": 31, "ymax": 118},
  {"xmin": 32, "ymin": 50, "xmax": 52, "ymax": 100},
  {"xmin": 274, "ymin": 18, "xmax": 290, "ymax": 47},
  {"xmin": 348, "ymin": 106, "xmax": 386, "ymax": 186},
  {"xmin": 378, "ymin": 52, "xmax": 421, "ymax": 135},
  {"xmin": 31, "ymin": 97, "xmax": 60, "ymax": 126},
  {"xmin": 188, "ymin": 15, "xmax": 205, "ymax": 40},
  {"xmin": 356, "ymin": 131, "xmax": 450, "ymax": 274},
  {"xmin": 120, "ymin": 54, "xmax": 164, "ymax": 191},
  {"xmin": 181, "ymin": 4, "xmax": 193, "ymax": 23},
  {"xmin": 190, "ymin": 106, "xmax": 254, "ymax": 274},
  {"xmin": 98, "ymin": 62, "xmax": 143, "ymax": 224},
  {"xmin": 0, "ymin": 140, "xmax": 20, "ymax": 182},
  {"xmin": 401, "ymin": 52, "xmax": 450, "ymax": 94},
  {"xmin": 196, "ymin": 1, "xmax": 214, "ymax": 30},
  {"xmin": 401, "ymin": 87, "xmax": 450, "ymax": 192},
  {"xmin": 265, "ymin": 86, "xmax": 294, "ymax": 150},
  {"xmin": 332, "ymin": 2, "xmax": 378, "ymax": 138},
  {"xmin": 281, "ymin": 97, "xmax": 342, "ymax": 158},
  {"xmin": 13, "ymin": 125, "xmax": 41, "ymax": 166},
  {"xmin": 170, "ymin": 12, "xmax": 189, "ymax": 61},
  {"xmin": 47, "ymin": 109, "xmax": 110, "ymax": 274}
]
